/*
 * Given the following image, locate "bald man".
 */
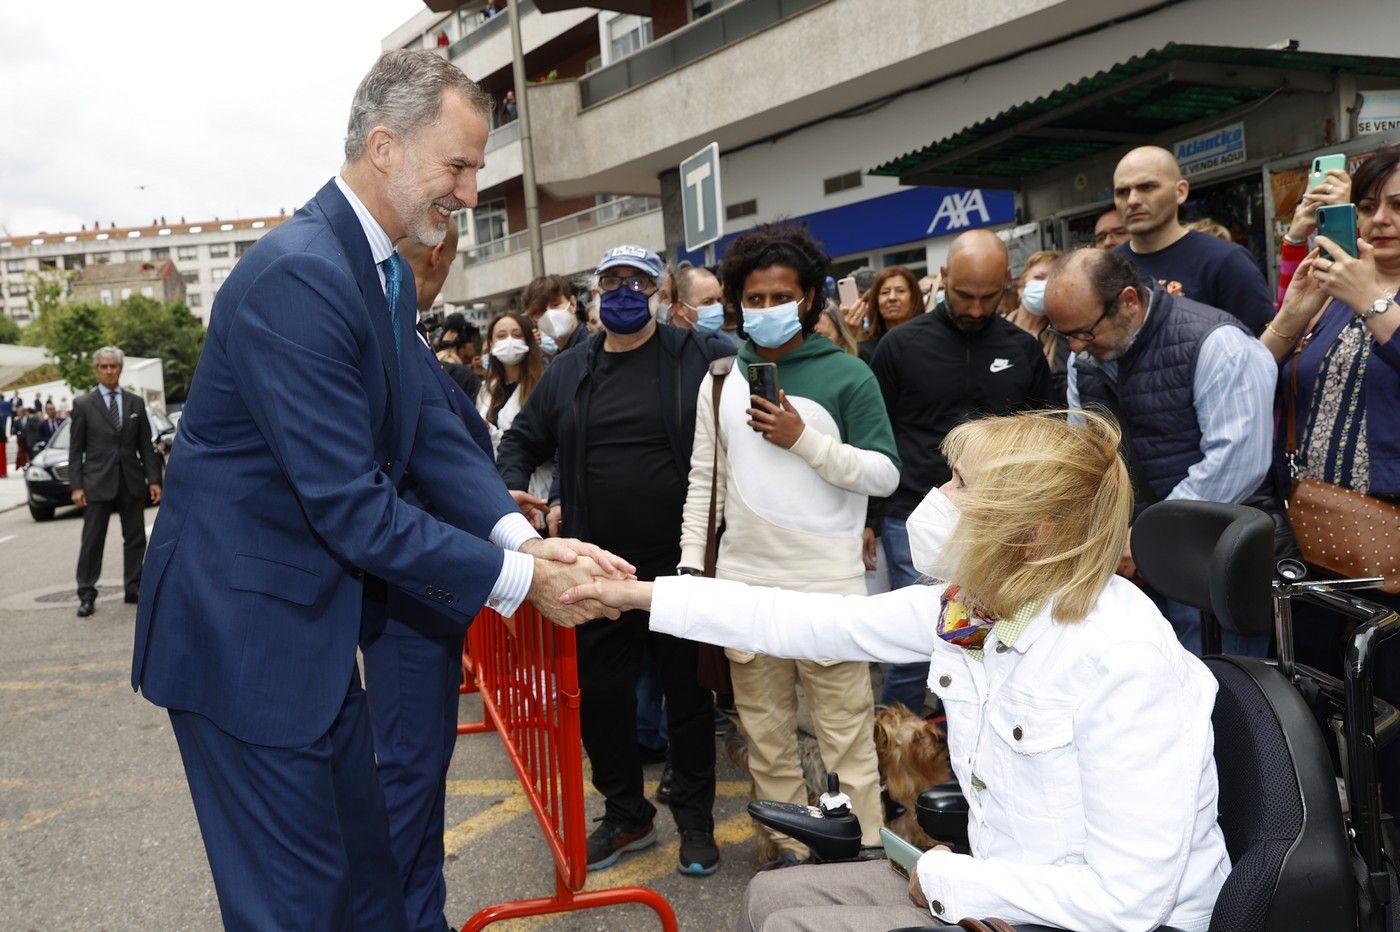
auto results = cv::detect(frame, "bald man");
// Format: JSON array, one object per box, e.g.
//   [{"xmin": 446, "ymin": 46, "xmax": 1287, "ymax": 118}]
[
  {"xmin": 1111, "ymin": 146, "xmax": 1272, "ymax": 332},
  {"xmin": 870, "ymin": 229, "xmax": 1054, "ymax": 712}
]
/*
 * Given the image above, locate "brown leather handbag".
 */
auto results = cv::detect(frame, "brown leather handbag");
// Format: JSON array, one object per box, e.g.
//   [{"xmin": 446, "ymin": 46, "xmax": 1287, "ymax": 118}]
[
  {"xmin": 1286, "ymin": 324, "xmax": 1400, "ymax": 593},
  {"xmin": 694, "ymin": 357, "xmax": 737, "ymax": 693}
]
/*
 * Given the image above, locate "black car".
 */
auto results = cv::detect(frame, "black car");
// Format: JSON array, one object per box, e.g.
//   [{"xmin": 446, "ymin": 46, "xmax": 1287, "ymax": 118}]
[{"xmin": 23, "ymin": 406, "xmax": 176, "ymax": 522}]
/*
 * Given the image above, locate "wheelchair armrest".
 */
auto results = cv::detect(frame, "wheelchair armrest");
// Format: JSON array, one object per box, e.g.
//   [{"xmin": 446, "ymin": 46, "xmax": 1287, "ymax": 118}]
[{"xmin": 916, "ymin": 785, "xmax": 970, "ymax": 854}]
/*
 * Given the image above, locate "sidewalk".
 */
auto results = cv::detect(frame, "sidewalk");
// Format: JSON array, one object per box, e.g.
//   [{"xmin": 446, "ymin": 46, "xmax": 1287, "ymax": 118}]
[{"xmin": 2, "ymin": 435, "xmax": 27, "ymax": 512}]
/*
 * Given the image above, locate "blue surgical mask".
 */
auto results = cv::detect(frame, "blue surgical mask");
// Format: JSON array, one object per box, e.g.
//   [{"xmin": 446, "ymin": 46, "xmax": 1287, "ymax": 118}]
[
  {"xmin": 933, "ymin": 290, "xmax": 945, "ymax": 308},
  {"xmin": 599, "ymin": 286, "xmax": 653, "ymax": 335},
  {"xmin": 689, "ymin": 302, "xmax": 725, "ymax": 334},
  {"xmin": 742, "ymin": 300, "xmax": 803, "ymax": 348},
  {"xmin": 1021, "ymin": 279, "xmax": 1048, "ymax": 316},
  {"xmin": 537, "ymin": 331, "xmax": 559, "ymax": 355}
]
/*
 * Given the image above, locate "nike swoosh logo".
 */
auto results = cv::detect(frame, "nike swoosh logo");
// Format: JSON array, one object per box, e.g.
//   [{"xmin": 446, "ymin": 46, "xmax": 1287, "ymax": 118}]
[{"xmin": 989, "ymin": 359, "xmax": 1013, "ymax": 373}]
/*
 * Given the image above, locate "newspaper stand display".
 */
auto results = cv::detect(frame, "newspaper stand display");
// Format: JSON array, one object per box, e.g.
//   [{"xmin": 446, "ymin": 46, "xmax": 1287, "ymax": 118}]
[{"xmin": 457, "ymin": 605, "xmax": 679, "ymax": 931}]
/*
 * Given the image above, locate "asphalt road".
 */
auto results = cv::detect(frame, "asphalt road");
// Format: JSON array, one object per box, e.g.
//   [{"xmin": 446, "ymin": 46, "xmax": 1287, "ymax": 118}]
[{"xmin": 0, "ymin": 501, "xmax": 763, "ymax": 931}]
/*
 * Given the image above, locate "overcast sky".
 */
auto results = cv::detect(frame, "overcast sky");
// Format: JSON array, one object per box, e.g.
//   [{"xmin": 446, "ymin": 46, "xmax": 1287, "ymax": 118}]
[{"xmin": 1, "ymin": 0, "xmax": 425, "ymax": 237}]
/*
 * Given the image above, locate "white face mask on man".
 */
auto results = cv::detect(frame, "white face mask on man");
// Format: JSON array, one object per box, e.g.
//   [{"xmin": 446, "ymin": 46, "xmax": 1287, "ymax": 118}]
[
  {"xmin": 905, "ymin": 487, "xmax": 962, "ymax": 581},
  {"xmin": 538, "ymin": 306, "xmax": 575, "ymax": 341}
]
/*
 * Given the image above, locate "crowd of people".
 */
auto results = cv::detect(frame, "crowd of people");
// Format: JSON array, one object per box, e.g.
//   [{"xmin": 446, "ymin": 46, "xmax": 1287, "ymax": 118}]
[
  {"xmin": 129, "ymin": 48, "xmax": 1399, "ymax": 932},
  {"xmin": 2, "ymin": 392, "xmax": 70, "ymax": 476}
]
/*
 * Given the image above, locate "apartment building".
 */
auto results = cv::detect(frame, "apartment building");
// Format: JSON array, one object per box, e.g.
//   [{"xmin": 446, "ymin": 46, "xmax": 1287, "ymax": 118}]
[
  {"xmin": 396, "ymin": 0, "xmax": 1400, "ymax": 311},
  {"xmin": 0, "ymin": 214, "xmax": 286, "ymax": 326}
]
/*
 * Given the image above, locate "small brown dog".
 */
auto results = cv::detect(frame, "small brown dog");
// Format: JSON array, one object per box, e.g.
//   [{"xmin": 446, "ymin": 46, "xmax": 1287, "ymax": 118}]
[{"xmin": 724, "ymin": 703, "xmax": 952, "ymax": 861}]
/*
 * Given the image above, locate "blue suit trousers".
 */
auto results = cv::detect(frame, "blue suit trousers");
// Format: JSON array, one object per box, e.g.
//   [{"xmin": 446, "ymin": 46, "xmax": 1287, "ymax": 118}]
[{"xmin": 169, "ymin": 670, "xmax": 406, "ymax": 932}]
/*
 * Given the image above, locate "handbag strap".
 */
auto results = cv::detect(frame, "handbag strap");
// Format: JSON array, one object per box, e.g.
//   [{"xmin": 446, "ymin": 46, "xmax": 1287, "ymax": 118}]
[{"xmin": 703, "ymin": 357, "xmax": 736, "ymax": 578}]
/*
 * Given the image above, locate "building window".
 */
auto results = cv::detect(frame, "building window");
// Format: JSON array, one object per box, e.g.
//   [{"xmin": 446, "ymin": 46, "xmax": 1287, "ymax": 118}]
[
  {"xmin": 823, "ymin": 171, "xmax": 863, "ymax": 195},
  {"xmin": 211, "ymin": 268, "xmax": 229, "ymax": 285},
  {"xmin": 126, "ymin": 249, "xmax": 145, "ymax": 262},
  {"xmin": 141, "ymin": 286, "xmax": 155, "ymax": 298},
  {"xmin": 100, "ymin": 289, "xmax": 113, "ymax": 306},
  {"xmin": 188, "ymin": 292, "xmax": 202, "ymax": 308},
  {"xmin": 181, "ymin": 270, "xmax": 199, "ymax": 285},
  {"xmin": 608, "ymin": 14, "xmax": 653, "ymax": 61},
  {"xmin": 93, "ymin": 253, "xmax": 110, "ymax": 265},
  {"xmin": 726, "ymin": 199, "xmax": 758, "ymax": 221},
  {"xmin": 150, "ymin": 247, "xmax": 170, "ymax": 260},
  {"xmin": 9, "ymin": 284, "xmax": 27, "ymax": 297},
  {"xmin": 120, "ymin": 288, "xmax": 133, "ymax": 300},
  {"xmin": 473, "ymin": 199, "xmax": 508, "ymax": 245},
  {"xmin": 5, "ymin": 260, "xmax": 25, "ymax": 273},
  {"xmin": 235, "ymin": 240, "xmax": 255, "ymax": 257},
  {"xmin": 209, "ymin": 243, "xmax": 230, "ymax": 259},
  {"xmin": 177, "ymin": 245, "xmax": 198, "ymax": 261},
  {"xmin": 882, "ymin": 248, "xmax": 928, "ymax": 277}
]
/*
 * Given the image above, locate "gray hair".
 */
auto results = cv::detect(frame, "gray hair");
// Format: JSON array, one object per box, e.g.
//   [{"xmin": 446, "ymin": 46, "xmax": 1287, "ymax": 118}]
[
  {"xmin": 344, "ymin": 50, "xmax": 493, "ymax": 162},
  {"xmin": 93, "ymin": 346, "xmax": 124, "ymax": 366}
]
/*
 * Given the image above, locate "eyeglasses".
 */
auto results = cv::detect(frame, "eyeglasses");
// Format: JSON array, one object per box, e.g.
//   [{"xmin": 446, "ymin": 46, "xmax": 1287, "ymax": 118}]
[
  {"xmin": 1092, "ymin": 227, "xmax": 1127, "ymax": 246},
  {"xmin": 598, "ymin": 274, "xmax": 654, "ymax": 294},
  {"xmin": 1046, "ymin": 300, "xmax": 1115, "ymax": 342}
]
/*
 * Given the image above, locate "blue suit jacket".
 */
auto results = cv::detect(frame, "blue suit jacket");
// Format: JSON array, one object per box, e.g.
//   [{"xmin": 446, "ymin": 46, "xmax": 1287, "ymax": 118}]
[{"xmin": 132, "ymin": 180, "xmax": 520, "ymax": 747}]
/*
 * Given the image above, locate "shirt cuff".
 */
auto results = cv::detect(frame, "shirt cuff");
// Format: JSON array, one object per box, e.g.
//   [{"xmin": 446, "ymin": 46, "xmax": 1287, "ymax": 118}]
[
  {"xmin": 490, "ymin": 511, "xmax": 540, "ymax": 552},
  {"xmin": 486, "ymin": 548, "xmax": 534, "ymax": 617},
  {"xmin": 914, "ymin": 848, "xmax": 966, "ymax": 924}
]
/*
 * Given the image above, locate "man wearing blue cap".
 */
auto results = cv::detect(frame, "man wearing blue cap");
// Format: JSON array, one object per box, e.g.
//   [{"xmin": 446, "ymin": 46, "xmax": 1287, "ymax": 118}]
[{"xmin": 498, "ymin": 244, "xmax": 735, "ymax": 876}]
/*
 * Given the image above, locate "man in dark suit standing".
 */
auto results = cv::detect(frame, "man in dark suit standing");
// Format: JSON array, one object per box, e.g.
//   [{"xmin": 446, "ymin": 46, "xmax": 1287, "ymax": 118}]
[
  {"xmin": 71, "ymin": 347, "xmax": 162, "ymax": 617},
  {"xmin": 132, "ymin": 50, "xmax": 627, "ymax": 931}
]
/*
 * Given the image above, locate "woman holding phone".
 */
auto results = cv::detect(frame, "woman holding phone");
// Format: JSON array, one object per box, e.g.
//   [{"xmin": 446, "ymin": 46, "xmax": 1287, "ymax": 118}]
[{"xmin": 566, "ymin": 410, "xmax": 1229, "ymax": 931}]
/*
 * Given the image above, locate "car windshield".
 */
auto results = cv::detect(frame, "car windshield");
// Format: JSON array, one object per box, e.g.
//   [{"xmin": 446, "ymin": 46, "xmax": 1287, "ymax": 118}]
[{"xmin": 47, "ymin": 419, "xmax": 70, "ymax": 451}]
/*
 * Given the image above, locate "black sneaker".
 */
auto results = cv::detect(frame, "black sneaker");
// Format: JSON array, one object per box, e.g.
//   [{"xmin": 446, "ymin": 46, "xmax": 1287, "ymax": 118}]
[
  {"xmin": 585, "ymin": 817, "xmax": 656, "ymax": 872},
  {"xmin": 655, "ymin": 763, "xmax": 673, "ymax": 804},
  {"xmin": 677, "ymin": 829, "xmax": 719, "ymax": 876}
]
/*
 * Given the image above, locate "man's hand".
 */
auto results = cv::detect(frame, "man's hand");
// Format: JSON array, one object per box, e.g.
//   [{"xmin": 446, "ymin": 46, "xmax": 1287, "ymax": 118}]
[
  {"xmin": 559, "ymin": 578, "xmax": 655, "ymax": 615},
  {"xmin": 546, "ymin": 504, "xmax": 563, "ymax": 538},
  {"xmin": 71, "ymin": 489, "xmax": 87, "ymax": 508},
  {"xmin": 510, "ymin": 489, "xmax": 548, "ymax": 529},
  {"xmin": 149, "ymin": 483, "xmax": 162, "ymax": 505},
  {"xmin": 748, "ymin": 391, "xmax": 805, "ymax": 449},
  {"xmin": 862, "ymin": 528, "xmax": 878, "ymax": 571},
  {"xmin": 526, "ymin": 556, "xmax": 623, "ymax": 627},
  {"xmin": 520, "ymin": 536, "xmax": 636, "ymax": 581}
]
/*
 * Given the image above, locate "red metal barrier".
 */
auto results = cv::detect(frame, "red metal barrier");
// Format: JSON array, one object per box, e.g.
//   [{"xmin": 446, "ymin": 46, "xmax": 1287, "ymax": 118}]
[{"xmin": 457, "ymin": 605, "xmax": 678, "ymax": 932}]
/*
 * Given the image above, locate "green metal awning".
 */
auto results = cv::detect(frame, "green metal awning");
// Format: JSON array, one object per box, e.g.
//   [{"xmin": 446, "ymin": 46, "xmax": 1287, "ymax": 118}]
[{"xmin": 872, "ymin": 43, "xmax": 1400, "ymax": 188}]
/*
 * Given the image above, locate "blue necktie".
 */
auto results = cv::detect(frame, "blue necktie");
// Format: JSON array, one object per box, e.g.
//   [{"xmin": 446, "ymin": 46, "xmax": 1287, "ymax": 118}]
[{"xmin": 379, "ymin": 254, "xmax": 403, "ymax": 363}]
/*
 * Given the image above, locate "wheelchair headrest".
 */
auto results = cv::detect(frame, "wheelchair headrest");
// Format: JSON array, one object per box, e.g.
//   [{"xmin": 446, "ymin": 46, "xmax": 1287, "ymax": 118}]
[{"xmin": 1132, "ymin": 501, "xmax": 1273, "ymax": 637}]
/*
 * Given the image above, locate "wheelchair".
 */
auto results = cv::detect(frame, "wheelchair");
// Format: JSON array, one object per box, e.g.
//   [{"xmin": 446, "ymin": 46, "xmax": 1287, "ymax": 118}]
[{"xmin": 748, "ymin": 500, "xmax": 1400, "ymax": 931}]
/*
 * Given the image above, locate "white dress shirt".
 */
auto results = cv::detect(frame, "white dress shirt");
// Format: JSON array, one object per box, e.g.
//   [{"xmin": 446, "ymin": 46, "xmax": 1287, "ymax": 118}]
[
  {"xmin": 649, "ymin": 574, "xmax": 1230, "ymax": 932},
  {"xmin": 334, "ymin": 174, "xmax": 538, "ymax": 614}
]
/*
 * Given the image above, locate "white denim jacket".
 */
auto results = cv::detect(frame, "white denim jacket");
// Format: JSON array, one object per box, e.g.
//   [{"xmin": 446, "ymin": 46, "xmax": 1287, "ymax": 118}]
[{"xmin": 650, "ymin": 574, "xmax": 1230, "ymax": 932}]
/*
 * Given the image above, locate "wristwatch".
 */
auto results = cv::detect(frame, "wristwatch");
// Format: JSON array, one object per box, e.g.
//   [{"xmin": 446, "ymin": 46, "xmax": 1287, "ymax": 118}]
[{"xmin": 1362, "ymin": 296, "xmax": 1395, "ymax": 320}]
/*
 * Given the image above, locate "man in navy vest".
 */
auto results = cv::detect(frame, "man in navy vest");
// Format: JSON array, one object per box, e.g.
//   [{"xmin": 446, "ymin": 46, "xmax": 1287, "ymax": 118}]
[
  {"xmin": 131, "ymin": 50, "xmax": 630, "ymax": 930},
  {"xmin": 1046, "ymin": 248, "xmax": 1276, "ymax": 656}
]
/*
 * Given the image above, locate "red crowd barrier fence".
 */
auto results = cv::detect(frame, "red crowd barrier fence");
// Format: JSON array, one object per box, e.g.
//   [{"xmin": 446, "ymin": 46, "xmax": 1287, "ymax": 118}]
[{"xmin": 457, "ymin": 605, "xmax": 678, "ymax": 932}]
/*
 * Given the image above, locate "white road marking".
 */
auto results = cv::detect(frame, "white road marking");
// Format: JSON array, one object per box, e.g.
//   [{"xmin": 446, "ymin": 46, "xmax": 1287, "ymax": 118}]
[{"xmin": 0, "ymin": 535, "xmax": 15, "ymax": 545}]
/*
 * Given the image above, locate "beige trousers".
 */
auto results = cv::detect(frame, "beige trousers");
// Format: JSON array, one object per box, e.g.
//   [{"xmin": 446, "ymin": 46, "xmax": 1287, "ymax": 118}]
[{"xmin": 730, "ymin": 655, "xmax": 882, "ymax": 856}]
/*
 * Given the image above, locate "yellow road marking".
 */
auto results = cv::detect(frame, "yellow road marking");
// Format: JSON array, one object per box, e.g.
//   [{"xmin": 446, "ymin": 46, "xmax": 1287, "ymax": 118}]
[
  {"xmin": 443, "ymin": 795, "xmax": 534, "ymax": 856},
  {"xmin": 0, "ymin": 680, "xmax": 118, "ymax": 692},
  {"xmin": 17, "ymin": 659, "xmax": 127, "ymax": 677}
]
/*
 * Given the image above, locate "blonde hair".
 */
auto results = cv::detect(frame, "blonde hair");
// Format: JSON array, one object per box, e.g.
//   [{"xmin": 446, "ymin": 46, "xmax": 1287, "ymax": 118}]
[
  {"xmin": 941, "ymin": 410, "xmax": 1131, "ymax": 622},
  {"xmin": 1187, "ymin": 218, "xmax": 1233, "ymax": 241}
]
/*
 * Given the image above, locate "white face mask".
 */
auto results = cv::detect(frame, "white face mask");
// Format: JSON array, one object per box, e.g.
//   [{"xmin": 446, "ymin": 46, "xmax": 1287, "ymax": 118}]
[
  {"xmin": 1021, "ymin": 278, "xmax": 1048, "ymax": 316},
  {"xmin": 539, "ymin": 306, "xmax": 575, "ymax": 341},
  {"xmin": 489, "ymin": 336, "xmax": 529, "ymax": 365},
  {"xmin": 906, "ymin": 487, "xmax": 962, "ymax": 581}
]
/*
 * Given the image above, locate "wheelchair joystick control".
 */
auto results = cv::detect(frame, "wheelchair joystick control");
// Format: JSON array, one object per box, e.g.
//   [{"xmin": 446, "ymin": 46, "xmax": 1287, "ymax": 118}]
[{"xmin": 747, "ymin": 771, "xmax": 863, "ymax": 863}]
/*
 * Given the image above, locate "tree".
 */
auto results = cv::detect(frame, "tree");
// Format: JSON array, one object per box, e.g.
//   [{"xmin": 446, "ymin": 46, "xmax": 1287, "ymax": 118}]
[
  {"xmin": 22, "ymin": 267, "xmax": 73, "ymax": 347},
  {"xmin": 106, "ymin": 296, "xmax": 206, "ymax": 402},
  {"xmin": 0, "ymin": 314, "xmax": 21, "ymax": 345},
  {"xmin": 49, "ymin": 303, "xmax": 108, "ymax": 392}
]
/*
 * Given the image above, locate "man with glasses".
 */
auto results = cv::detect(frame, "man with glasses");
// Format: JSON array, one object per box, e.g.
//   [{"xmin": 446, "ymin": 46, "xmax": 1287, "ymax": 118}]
[
  {"xmin": 1046, "ymin": 248, "xmax": 1276, "ymax": 656},
  {"xmin": 869, "ymin": 229, "xmax": 1054, "ymax": 714},
  {"xmin": 1092, "ymin": 207, "xmax": 1130, "ymax": 249},
  {"xmin": 497, "ymin": 244, "xmax": 735, "ymax": 876}
]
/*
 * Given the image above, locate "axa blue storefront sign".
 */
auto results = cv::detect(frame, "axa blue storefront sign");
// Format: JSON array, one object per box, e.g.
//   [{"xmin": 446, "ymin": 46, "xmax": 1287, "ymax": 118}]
[{"xmin": 677, "ymin": 184, "xmax": 1016, "ymax": 266}]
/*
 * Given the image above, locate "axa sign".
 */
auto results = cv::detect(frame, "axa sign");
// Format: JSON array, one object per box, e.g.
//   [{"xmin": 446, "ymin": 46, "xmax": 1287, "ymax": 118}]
[{"xmin": 925, "ymin": 188, "xmax": 1015, "ymax": 236}]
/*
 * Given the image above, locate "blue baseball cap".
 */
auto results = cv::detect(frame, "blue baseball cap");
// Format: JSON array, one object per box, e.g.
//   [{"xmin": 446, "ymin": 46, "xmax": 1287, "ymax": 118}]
[{"xmin": 596, "ymin": 244, "xmax": 663, "ymax": 280}]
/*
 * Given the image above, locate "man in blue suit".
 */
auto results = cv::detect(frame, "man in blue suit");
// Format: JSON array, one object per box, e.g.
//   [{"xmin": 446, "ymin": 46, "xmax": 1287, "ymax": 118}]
[
  {"xmin": 132, "ymin": 50, "xmax": 628, "ymax": 931},
  {"xmin": 361, "ymin": 225, "xmax": 493, "ymax": 932}
]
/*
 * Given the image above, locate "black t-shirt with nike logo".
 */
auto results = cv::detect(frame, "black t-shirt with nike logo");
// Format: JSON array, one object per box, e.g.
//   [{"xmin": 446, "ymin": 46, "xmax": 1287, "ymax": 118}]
[{"xmin": 870, "ymin": 304, "xmax": 1055, "ymax": 521}]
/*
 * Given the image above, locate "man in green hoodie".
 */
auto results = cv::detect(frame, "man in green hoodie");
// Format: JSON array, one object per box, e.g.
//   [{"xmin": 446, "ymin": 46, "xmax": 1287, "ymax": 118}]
[{"xmin": 677, "ymin": 222, "xmax": 901, "ymax": 867}]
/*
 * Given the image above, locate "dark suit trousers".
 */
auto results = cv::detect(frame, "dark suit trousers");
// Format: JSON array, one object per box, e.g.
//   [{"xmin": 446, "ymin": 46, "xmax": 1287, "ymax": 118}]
[
  {"xmin": 76, "ymin": 485, "xmax": 146, "ymax": 601},
  {"xmin": 577, "ymin": 607, "xmax": 716, "ymax": 832},
  {"xmin": 361, "ymin": 629, "xmax": 462, "ymax": 932},
  {"xmin": 169, "ymin": 669, "xmax": 407, "ymax": 932}
]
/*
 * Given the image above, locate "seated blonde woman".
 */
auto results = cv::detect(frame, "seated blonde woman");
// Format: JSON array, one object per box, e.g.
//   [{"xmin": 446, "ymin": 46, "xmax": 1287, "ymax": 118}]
[{"xmin": 561, "ymin": 411, "xmax": 1228, "ymax": 932}]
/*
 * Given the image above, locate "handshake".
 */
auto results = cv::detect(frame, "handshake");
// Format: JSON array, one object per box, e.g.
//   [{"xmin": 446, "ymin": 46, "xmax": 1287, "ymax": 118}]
[{"xmin": 520, "ymin": 537, "xmax": 638, "ymax": 628}]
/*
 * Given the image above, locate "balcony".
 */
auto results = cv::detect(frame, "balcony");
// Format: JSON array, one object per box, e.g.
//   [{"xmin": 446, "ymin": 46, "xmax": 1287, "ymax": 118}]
[
  {"xmin": 445, "ymin": 0, "xmax": 597, "ymax": 84},
  {"xmin": 445, "ymin": 195, "xmax": 663, "ymax": 302}
]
